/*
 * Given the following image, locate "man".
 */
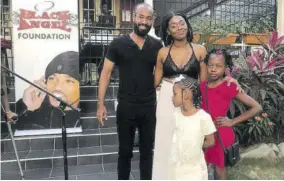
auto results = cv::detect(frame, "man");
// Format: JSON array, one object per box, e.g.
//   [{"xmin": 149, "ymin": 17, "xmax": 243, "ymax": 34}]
[
  {"xmin": 15, "ymin": 51, "xmax": 80, "ymax": 130},
  {"xmin": 97, "ymin": 3, "xmax": 163, "ymax": 180}
]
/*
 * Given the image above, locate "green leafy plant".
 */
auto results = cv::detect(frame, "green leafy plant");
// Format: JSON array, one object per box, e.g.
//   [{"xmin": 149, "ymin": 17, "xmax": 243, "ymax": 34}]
[
  {"xmin": 190, "ymin": 17, "xmax": 230, "ymax": 49},
  {"xmin": 248, "ymin": 31, "xmax": 284, "ymax": 72},
  {"xmin": 190, "ymin": 14, "xmax": 274, "ymax": 36},
  {"xmin": 229, "ymin": 30, "xmax": 284, "ymax": 145},
  {"xmin": 234, "ymin": 113, "xmax": 274, "ymax": 145},
  {"xmin": 229, "ymin": 15, "xmax": 275, "ymax": 34}
]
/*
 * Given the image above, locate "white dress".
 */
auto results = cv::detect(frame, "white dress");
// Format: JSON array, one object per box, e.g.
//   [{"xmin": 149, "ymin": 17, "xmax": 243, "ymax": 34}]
[
  {"xmin": 154, "ymin": 108, "xmax": 216, "ymax": 180},
  {"xmin": 153, "ymin": 80, "xmax": 176, "ymax": 179}
]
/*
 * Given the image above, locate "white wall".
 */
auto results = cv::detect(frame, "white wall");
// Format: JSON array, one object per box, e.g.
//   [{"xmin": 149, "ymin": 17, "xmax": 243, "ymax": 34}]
[
  {"xmin": 277, "ymin": 0, "xmax": 284, "ymax": 36},
  {"xmin": 144, "ymin": 0, "xmax": 160, "ymax": 39}
]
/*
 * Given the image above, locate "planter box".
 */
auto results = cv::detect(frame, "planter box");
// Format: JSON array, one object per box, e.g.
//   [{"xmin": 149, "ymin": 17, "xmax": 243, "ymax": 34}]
[
  {"xmin": 209, "ymin": 33, "xmax": 239, "ymax": 45},
  {"xmin": 243, "ymin": 33, "xmax": 268, "ymax": 45},
  {"xmin": 192, "ymin": 33, "xmax": 238, "ymax": 45}
]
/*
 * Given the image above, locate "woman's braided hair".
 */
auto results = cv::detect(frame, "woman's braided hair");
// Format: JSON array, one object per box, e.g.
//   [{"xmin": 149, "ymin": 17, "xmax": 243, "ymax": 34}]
[{"xmin": 175, "ymin": 77, "xmax": 201, "ymax": 107}]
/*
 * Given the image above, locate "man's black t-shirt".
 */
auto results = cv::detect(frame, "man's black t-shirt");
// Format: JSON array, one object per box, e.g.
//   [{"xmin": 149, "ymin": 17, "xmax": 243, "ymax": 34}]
[{"xmin": 106, "ymin": 34, "xmax": 163, "ymax": 106}]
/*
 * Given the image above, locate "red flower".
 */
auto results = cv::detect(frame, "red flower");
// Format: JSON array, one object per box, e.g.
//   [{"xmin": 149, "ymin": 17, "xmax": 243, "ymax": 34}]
[{"xmin": 261, "ymin": 113, "xmax": 268, "ymax": 118}]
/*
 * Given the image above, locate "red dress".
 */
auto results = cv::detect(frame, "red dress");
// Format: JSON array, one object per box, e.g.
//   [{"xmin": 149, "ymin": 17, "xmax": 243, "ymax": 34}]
[{"xmin": 200, "ymin": 81, "xmax": 238, "ymax": 168}]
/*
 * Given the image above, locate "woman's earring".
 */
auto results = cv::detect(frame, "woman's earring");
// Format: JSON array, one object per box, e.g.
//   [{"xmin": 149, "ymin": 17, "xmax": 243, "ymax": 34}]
[
  {"xmin": 166, "ymin": 34, "xmax": 169, "ymax": 44},
  {"xmin": 166, "ymin": 34, "xmax": 169, "ymax": 43},
  {"xmin": 188, "ymin": 28, "xmax": 191, "ymax": 35},
  {"xmin": 166, "ymin": 34, "xmax": 172, "ymax": 44}
]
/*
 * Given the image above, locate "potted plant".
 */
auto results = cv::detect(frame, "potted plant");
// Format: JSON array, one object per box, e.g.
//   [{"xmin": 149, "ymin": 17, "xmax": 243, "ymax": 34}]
[{"xmin": 191, "ymin": 17, "xmax": 234, "ymax": 48}]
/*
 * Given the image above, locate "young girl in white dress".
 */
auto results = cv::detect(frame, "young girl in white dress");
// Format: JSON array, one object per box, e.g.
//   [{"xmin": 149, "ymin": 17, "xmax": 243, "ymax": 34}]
[{"xmin": 167, "ymin": 77, "xmax": 216, "ymax": 180}]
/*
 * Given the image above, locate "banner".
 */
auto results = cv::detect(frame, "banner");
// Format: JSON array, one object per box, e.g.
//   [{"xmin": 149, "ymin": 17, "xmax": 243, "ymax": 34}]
[{"xmin": 12, "ymin": 0, "xmax": 81, "ymax": 136}]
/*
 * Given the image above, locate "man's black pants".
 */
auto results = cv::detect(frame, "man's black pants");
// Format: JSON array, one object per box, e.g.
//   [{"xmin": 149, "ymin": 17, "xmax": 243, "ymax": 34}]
[{"xmin": 116, "ymin": 102, "xmax": 156, "ymax": 180}]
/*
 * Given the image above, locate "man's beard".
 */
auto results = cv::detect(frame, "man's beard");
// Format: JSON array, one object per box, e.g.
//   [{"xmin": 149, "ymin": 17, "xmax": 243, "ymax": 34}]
[{"xmin": 134, "ymin": 23, "xmax": 151, "ymax": 37}]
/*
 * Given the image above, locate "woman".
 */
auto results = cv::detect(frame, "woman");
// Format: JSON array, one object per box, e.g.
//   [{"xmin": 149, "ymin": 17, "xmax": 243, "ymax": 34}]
[
  {"xmin": 152, "ymin": 12, "xmax": 239, "ymax": 179},
  {"xmin": 152, "ymin": 11, "xmax": 207, "ymax": 179}
]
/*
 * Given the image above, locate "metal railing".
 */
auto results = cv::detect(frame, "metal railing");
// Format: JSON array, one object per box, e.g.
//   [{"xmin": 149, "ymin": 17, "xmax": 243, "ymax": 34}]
[{"xmin": 79, "ymin": 26, "xmax": 133, "ymax": 85}]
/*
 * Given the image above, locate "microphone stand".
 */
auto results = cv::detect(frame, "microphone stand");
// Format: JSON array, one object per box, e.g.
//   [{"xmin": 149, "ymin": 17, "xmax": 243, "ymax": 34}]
[{"xmin": 1, "ymin": 65, "xmax": 81, "ymax": 180}]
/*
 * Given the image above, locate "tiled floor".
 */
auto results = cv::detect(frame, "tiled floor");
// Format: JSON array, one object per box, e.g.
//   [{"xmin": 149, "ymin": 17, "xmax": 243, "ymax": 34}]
[{"xmin": 1, "ymin": 162, "xmax": 140, "ymax": 180}]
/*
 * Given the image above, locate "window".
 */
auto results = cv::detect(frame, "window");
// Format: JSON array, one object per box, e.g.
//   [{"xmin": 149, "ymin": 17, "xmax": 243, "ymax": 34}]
[
  {"xmin": 83, "ymin": 0, "xmax": 95, "ymax": 26},
  {"xmin": 1, "ymin": 0, "xmax": 11, "ymax": 37},
  {"xmin": 122, "ymin": 10, "xmax": 131, "ymax": 22},
  {"xmin": 120, "ymin": 0, "xmax": 143, "ymax": 25}
]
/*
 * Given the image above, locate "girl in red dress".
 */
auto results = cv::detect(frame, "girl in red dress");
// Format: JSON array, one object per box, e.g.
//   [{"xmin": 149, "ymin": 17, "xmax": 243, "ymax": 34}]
[{"xmin": 200, "ymin": 49, "xmax": 262, "ymax": 180}]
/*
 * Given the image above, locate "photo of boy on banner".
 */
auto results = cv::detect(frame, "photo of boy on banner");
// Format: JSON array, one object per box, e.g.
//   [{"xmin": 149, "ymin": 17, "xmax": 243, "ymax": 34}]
[{"xmin": 14, "ymin": 51, "xmax": 81, "ymax": 133}]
